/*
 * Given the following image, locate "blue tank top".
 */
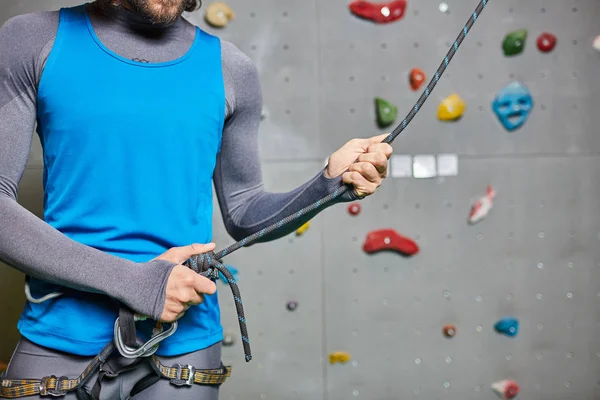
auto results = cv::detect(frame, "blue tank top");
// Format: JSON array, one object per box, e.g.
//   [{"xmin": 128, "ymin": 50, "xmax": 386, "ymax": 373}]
[{"xmin": 17, "ymin": 4, "xmax": 225, "ymax": 356}]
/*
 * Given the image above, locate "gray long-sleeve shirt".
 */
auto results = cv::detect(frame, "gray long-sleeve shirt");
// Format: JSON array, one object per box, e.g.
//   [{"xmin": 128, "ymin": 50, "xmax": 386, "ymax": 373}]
[{"xmin": 0, "ymin": 2, "xmax": 354, "ymax": 321}]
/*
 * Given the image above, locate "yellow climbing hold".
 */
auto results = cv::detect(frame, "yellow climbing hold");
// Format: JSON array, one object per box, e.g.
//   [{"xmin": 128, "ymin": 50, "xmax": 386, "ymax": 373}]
[
  {"xmin": 296, "ymin": 221, "xmax": 310, "ymax": 236},
  {"xmin": 204, "ymin": 2, "xmax": 235, "ymax": 28},
  {"xmin": 329, "ymin": 352, "xmax": 351, "ymax": 364},
  {"xmin": 437, "ymin": 93, "xmax": 466, "ymax": 121}
]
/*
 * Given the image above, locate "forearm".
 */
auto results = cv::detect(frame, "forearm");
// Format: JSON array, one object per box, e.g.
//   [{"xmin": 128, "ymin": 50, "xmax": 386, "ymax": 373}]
[
  {"xmin": 0, "ymin": 194, "xmax": 175, "ymax": 319},
  {"xmin": 219, "ymin": 167, "xmax": 356, "ymax": 242}
]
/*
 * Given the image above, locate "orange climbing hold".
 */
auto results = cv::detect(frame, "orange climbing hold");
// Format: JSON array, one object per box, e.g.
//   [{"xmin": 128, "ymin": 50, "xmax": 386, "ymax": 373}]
[
  {"xmin": 409, "ymin": 68, "xmax": 426, "ymax": 91},
  {"xmin": 329, "ymin": 352, "xmax": 351, "ymax": 364},
  {"xmin": 442, "ymin": 324, "xmax": 456, "ymax": 338},
  {"xmin": 363, "ymin": 229, "xmax": 419, "ymax": 256}
]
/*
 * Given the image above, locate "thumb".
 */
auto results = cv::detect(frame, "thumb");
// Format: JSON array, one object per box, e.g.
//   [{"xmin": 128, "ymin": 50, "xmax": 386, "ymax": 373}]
[
  {"xmin": 169, "ymin": 243, "xmax": 217, "ymax": 264},
  {"xmin": 369, "ymin": 132, "xmax": 391, "ymax": 144}
]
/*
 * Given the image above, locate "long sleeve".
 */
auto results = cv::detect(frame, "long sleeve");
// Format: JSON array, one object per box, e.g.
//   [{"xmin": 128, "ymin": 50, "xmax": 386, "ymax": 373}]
[{"xmin": 213, "ymin": 41, "xmax": 356, "ymax": 243}]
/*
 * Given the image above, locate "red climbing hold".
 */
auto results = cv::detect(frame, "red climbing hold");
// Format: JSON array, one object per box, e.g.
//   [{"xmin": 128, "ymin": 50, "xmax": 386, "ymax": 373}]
[
  {"xmin": 362, "ymin": 229, "xmax": 419, "ymax": 256},
  {"xmin": 409, "ymin": 68, "xmax": 426, "ymax": 91},
  {"xmin": 349, "ymin": 0, "xmax": 407, "ymax": 24},
  {"xmin": 536, "ymin": 32, "xmax": 557, "ymax": 53},
  {"xmin": 348, "ymin": 203, "xmax": 361, "ymax": 216},
  {"xmin": 491, "ymin": 380, "xmax": 520, "ymax": 399}
]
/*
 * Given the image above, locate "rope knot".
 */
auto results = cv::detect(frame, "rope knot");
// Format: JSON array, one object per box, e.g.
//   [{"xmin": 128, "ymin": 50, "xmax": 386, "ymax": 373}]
[{"xmin": 186, "ymin": 251, "xmax": 218, "ymax": 274}]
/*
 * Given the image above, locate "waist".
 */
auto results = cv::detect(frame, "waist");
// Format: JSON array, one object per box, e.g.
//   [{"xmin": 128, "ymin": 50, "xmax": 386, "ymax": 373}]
[{"xmin": 19, "ymin": 279, "xmax": 223, "ymax": 356}]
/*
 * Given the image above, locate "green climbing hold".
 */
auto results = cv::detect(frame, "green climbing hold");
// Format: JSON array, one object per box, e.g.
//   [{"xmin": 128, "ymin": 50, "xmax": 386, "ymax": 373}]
[
  {"xmin": 375, "ymin": 97, "xmax": 398, "ymax": 128},
  {"xmin": 502, "ymin": 29, "xmax": 527, "ymax": 56}
]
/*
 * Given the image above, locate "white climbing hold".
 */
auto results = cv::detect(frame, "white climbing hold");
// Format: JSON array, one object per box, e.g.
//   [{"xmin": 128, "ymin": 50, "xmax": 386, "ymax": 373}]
[{"xmin": 593, "ymin": 35, "xmax": 600, "ymax": 52}]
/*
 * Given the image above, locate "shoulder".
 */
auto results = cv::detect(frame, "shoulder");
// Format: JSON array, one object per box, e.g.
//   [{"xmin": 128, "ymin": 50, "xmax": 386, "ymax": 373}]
[
  {"xmin": 219, "ymin": 39, "xmax": 259, "ymax": 83},
  {"xmin": 1, "ymin": 10, "xmax": 59, "ymax": 41},
  {"xmin": 0, "ymin": 11, "xmax": 60, "ymax": 87}
]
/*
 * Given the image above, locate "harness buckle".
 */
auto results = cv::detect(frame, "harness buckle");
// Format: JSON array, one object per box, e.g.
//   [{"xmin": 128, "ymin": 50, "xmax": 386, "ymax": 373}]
[
  {"xmin": 39, "ymin": 375, "xmax": 69, "ymax": 397},
  {"xmin": 170, "ymin": 364, "xmax": 196, "ymax": 387}
]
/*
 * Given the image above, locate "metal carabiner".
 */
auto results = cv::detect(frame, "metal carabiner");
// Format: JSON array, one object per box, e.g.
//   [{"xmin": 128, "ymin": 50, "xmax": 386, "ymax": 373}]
[{"xmin": 113, "ymin": 318, "xmax": 178, "ymax": 359}]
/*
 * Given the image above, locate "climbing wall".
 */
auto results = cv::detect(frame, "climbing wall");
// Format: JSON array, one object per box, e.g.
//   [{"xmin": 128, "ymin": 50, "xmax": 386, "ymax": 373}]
[
  {"xmin": 192, "ymin": 0, "xmax": 600, "ymax": 399},
  {"xmin": 0, "ymin": 0, "xmax": 599, "ymax": 399}
]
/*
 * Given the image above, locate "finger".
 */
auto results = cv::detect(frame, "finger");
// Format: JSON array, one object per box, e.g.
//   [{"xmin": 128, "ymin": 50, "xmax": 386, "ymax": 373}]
[
  {"xmin": 367, "ymin": 143, "xmax": 393, "ymax": 159},
  {"xmin": 194, "ymin": 275, "xmax": 217, "ymax": 296},
  {"xmin": 170, "ymin": 243, "xmax": 216, "ymax": 264},
  {"xmin": 356, "ymin": 152, "xmax": 388, "ymax": 175},
  {"xmin": 185, "ymin": 289, "xmax": 204, "ymax": 306},
  {"xmin": 348, "ymin": 162, "xmax": 380, "ymax": 183},
  {"xmin": 342, "ymin": 171, "xmax": 377, "ymax": 197}
]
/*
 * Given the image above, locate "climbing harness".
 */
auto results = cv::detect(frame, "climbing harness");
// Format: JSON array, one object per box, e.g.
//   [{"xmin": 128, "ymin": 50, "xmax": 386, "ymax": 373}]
[
  {"xmin": 0, "ymin": 341, "xmax": 231, "ymax": 399},
  {"xmin": 9, "ymin": 0, "xmax": 489, "ymax": 397}
]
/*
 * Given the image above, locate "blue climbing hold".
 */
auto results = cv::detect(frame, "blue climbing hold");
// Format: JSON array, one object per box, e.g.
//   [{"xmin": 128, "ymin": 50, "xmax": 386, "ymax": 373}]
[
  {"xmin": 219, "ymin": 265, "xmax": 239, "ymax": 284},
  {"xmin": 494, "ymin": 317, "xmax": 519, "ymax": 337},
  {"xmin": 492, "ymin": 81, "xmax": 533, "ymax": 132}
]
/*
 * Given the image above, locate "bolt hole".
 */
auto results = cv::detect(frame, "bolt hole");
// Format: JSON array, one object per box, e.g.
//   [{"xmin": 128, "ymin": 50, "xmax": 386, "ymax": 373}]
[
  {"xmin": 282, "ymin": 11, "xmax": 288, "ymax": 17},
  {"xmin": 283, "ymin": 44, "xmax": 289, "ymax": 50},
  {"xmin": 414, "ymin": 42, "xmax": 419, "ymax": 48},
  {"xmin": 540, "ymin": 8, "xmax": 545, "ymax": 13}
]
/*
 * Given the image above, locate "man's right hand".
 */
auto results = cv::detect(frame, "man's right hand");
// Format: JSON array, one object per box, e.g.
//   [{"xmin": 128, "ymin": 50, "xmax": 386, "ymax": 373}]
[{"xmin": 153, "ymin": 243, "xmax": 218, "ymax": 323}]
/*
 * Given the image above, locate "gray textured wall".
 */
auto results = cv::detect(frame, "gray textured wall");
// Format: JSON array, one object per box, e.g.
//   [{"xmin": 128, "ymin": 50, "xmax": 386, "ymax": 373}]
[{"xmin": 1, "ymin": 0, "xmax": 600, "ymax": 399}]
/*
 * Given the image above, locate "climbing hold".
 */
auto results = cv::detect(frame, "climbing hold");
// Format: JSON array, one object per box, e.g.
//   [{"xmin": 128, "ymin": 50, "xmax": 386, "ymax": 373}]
[
  {"xmin": 492, "ymin": 81, "xmax": 533, "ymax": 132},
  {"xmin": 286, "ymin": 301, "xmax": 298, "ymax": 311},
  {"xmin": 593, "ymin": 35, "xmax": 600, "ymax": 52},
  {"xmin": 363, "ymin": 229, "xmax": 419, "ymax": 256},
  {"xmin": 536, "ymin": 32, "xmax": 557, "ymax": 53},
  {"xmin": 409, "ymin": 68, "xmax": 426, "ymax": 91},
  {"xmin": 218, "ymin": 265, "xmax": 239, "ymax": 284},
  {"xmin": 494, "ymin": 317, "xmax": 519, "ymax": 337},
  {"xmin": 491, "ymin": 380, "xmax": 520, "ymax": 399},
  {"xmin": 375, "ymin": 97, "xmax": 398, "ymax": 128},
  {"xmin": 437, "ymin": 94, "xmax": 466, "ymax": 121},
  {"xmin": 260, "ymin": 107, "xmax": 269, "ymax": 121},
  {"xmin": 442, "ymin": 324, "xmax": 457, "ymax": 338},
  {"xmin": 329, "ymin": 352, "xmax": 351, "ymax": 364},
  {"xmin": 296, "ymin": 221, "xmax": 311, "ymax": 236},
  {"xmin": 348, "ymin": 0, "xmax": 407, "ymax": 24},
  {"xmin": 468, "ymin": 185, "xmax": 496, "ymax": 224},
  {"xmin": 348, "ymin": 203, "xmax": 361, "ymax": 216},
  {"xmin": 223, "ymin": 331, "xmax": 236, "ymax": 347},
  {"xmin": 204, "ymin": 2, "xmax": 235, "ymax": 28},
  {"xmin": 502, "ymin": 29, "xmax": 527, "ymax": 56}
]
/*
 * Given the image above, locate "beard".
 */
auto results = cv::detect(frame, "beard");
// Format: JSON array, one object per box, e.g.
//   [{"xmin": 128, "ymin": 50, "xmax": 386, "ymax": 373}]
[{"xmin": 126, "ymin": 0, "xmax": 187, "ymax": 25}]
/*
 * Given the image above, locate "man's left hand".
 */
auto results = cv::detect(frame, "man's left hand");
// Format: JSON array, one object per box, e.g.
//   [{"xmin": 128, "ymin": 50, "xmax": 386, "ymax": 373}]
[{"xmin": 325, "ymin": 133, "xmax": 393, "ymax": 198}]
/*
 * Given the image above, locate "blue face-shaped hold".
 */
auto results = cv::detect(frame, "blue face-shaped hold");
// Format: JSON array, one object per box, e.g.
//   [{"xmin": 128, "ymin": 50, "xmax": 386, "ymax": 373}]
[{"xmin": 492, "ymin": 81, "xmax": 533, "ymax": 131}]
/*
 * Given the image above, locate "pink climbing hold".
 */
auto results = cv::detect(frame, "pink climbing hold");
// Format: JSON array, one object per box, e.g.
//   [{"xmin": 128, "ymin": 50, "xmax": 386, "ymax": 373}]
[
  {"xmin": 491, "ymin": 380, "xmax": 520, "ymax": 399},
  {"xmin": 468, "ymin": 185, "xmax": 496, "ymax": 224}
]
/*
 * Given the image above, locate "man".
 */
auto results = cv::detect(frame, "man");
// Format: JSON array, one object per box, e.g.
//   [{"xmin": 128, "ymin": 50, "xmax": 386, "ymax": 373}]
[{"xmin": 0, "ymin": 0, "xmax": 392, "ymax": 398}]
